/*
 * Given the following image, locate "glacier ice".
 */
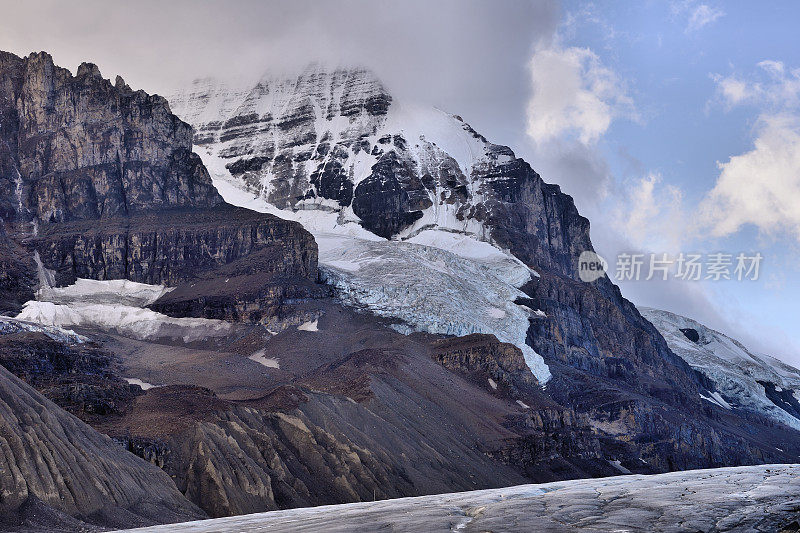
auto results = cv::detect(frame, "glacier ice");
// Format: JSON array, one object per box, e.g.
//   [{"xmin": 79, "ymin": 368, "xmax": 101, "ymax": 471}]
[
  {"xmin": 17, "ymin": 279, "xmax": 232, "ymax": 343},
  {"xmin": 641, "ymin": 307, "xmax": 800, "ymax": 430},
  {"xmin": 198, "ymin": 148, "xmax": 550, "ymax": 383}
]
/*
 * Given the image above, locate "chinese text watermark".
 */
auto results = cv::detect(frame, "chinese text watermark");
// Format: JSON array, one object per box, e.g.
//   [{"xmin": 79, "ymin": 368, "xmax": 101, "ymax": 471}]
[{"xmin": 578, "ymin": 252, "xmax": 762, "ymax": 282}]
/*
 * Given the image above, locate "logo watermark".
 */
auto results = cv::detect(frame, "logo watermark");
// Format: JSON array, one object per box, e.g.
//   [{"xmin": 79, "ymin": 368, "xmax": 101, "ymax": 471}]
[
  {"xmin": 578, "ymin": 251, "xmax": 608, "ymax": 282},
  {"xmin": 578, "ymin": 251, "xmax": 763, "ymax": 282}
]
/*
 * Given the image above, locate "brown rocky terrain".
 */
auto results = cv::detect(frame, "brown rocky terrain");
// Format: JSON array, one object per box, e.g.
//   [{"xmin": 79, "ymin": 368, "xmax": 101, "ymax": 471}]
[{"xmin": 0, "ymin": 361, "xmax": 204, "ymax": 531}]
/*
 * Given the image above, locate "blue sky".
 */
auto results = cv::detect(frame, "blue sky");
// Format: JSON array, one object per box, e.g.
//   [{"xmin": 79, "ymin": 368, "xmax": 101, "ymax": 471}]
[
  {"xmin": 523, "ymin": 1, "xmax": 800, "ymax": 364},
  {"xmin": 0, "ymin": 0, "xmax": 796, "ymax": 364}
]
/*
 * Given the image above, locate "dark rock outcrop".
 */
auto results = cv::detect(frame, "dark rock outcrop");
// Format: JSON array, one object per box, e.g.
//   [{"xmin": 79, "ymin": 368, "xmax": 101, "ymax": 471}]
[
  {"xmin": 32, "ymin": 204, "xmax": 317, "ymax": 297},
  {"xmin": 0, "ymin": 224, "xmax": 35, "ymax": 313},
  {"xmin": 0, "ymin": 51, "xmax": 320, "ymax": 321},
  {"xmin": 432, "ymin": 333, "xmax": 537, "ymax": 395},
  {"xmin": 0, "ymin": 330, "xmax": 139, "ymax": 421},
  {"xmin": 352, "ymin": 151, "xmax": 428, "ymax": 238}
]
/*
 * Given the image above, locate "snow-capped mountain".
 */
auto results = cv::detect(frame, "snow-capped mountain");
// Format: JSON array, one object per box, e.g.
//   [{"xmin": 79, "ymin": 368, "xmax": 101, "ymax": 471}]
[
  {"xmin": 169, "ymin": 66, "xmax": 553, "ymax": 381},
  {"xmin": 164, "ymin": 64, "xmax": 800, "ymax": 481},
  {"xmin": 168, "ymin": 65, "xmax": 513, "ymax": 241},
  {"xmin": 641, "ymin": 307, "xmax": 800, "ymax": 430}
]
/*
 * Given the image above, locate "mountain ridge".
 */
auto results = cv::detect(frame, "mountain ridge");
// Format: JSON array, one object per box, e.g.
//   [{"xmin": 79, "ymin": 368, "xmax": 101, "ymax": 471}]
[
  {"xmin": 169, "ymin": 63, "xmax": 800, "ymax": 474},
  {"xmin": 2, "ymin": 51, "xmax": 800, "ymax": 530}
]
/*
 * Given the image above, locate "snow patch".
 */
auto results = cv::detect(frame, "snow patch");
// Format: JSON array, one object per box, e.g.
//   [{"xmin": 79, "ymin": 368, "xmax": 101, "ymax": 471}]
[
  {"xmin": 17, "ymin": 301, "xmax": 232, "ymax": 343},
  {"xmin": 487, "ymin": 378, "xmax": 498, "ymax": 390},
  {"xmin": 17, "ymin": 278, "xmax": 229, "ymax": 343},
  {"xmin": 249, "ymin": 349, "xmax": 280, "ymax": 369},
  {"xmin": 38, "ymin": 278, "xmax": 172, "ymax": 307},
  {"xmin": 297, "ymin": 319, "xmax": 319, "ymax": 332},
  {"xmin": 487, "ymin": 307, "xmax": 506, "ymax": 319},
  {"xmin": 124, "ymin": 377, "xmax": 158, "ymax": 390},
  {"xmin": 516, "ymin": 400, "xmax": 530, "ymax": 409},
  {"xmin": 0, "ymin": 316, "xmax": 86, "ymax": 344},
  {"xmin": 700, "ymin": 393, "xmax": 731, "ymax": 410},
  {"xmin": 608, "ymin": 460, "xmax": 632, "ymax": 474}
]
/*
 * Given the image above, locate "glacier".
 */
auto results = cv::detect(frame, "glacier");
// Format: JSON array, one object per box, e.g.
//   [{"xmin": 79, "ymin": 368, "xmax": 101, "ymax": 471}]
[
  {"xmin": 641, "ymin": 307, "xmax": 800, "ymax": 431},
  {"xmin": 17, "ymin": 279, "xmax": 233, "ymax": 343},
  {"xmin": 116, "ymin": 463, "xmax": 800, "ymax": 533},
  {"xmin": 196, "ymin": 148, "xmax": 551, "ymax": 383}
]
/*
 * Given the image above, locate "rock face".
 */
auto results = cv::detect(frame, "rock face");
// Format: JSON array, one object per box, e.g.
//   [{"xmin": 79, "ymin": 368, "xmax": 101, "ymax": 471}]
[
  {"xmin": 0, "ymin": 51, "xmax": 220, "ymax": 225},
  {"xmin": 432, "ymin": 334, "xmax": 537, "ymax": 395},
  {"xmin": 0, "ymin": 329, "xmax": 138, "ymax": 422},
  {"xmin": 32, "ymin": 205, "xmax": 320, "ymax": 322},
  {"xmin": 0, "ymin": 51, "xmax": 319, "ymax": 321},
  {"xmin": 103, "ymin": 385, "xmax": 408, "ymax": 519},
  {"xmin": 0, "ymin": 359, "xmax": 204, "ymax": 530}
]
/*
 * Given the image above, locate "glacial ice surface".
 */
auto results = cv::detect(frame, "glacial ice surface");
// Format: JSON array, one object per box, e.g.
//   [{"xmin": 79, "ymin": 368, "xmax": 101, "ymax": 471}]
[
  {"xmin": 118, "ymin": 463, "xmax": 800, "ymax": 533},
  {"xmin": 317, "ymin": 233, "xmax": 550, "ymax": 383},
  {"xmin": 198, "ymin": 149, "xmax": 551, "ymax": 383},
  {"xmin": 17, "ymin": 279, "xmax": 232, "ymax": 343}
]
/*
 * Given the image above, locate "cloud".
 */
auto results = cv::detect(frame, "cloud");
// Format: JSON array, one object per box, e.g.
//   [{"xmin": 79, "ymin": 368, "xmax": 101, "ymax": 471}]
[
  {"xmin": 699, "ymin": 114, "xmax": 800, "ymax": 240},
  {"xmin": 526, "ymin": 45, "xmax": 634, "ymax": 145},
  {"xmin": 528, "ymin": 139, "xmax": 612, "ymax": 209},
  {"xmin": 0, "ymin": 0, "xmax": 559, "ymax": 155},
  {"xmin": 524, "ymin": 39, "xmax": 635, "ymax": 211},
  {"xmin": 686, "ymin": 4, "xmax": 725, "ymax": 32},
  {"xmin": 714, "ymin": 76, "xmax": 751, "ymax": 107},
  {"xmin": 712, "ymin": 60, "xmax": 800, "ymax": 110},
  {"xmin": 606, "ymin": 172, "xmax": 688, "ymax": 251},
  {"xmin": 703, "ymin": 61, "xmax": 800, "ymax": 241}
]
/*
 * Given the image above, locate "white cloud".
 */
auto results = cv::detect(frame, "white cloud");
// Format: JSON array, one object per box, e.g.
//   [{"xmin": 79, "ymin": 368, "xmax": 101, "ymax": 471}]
[
  {"xmin": 713, "ymin": 61, "xmax": 800, "ymax": 110},
  {"xmin": 758, "ymin": 60, "xmax": 786, "ymax": 76},
  {"xmin": 686, "ymin": 4, "xmax": 725, "ymax": 32},
  {"xmin": 715, "ymin": 76, "xmax": 751, "ymax": 107},
  {"xmin": 525, "ymin": 42, "xmax": 635, "ymax": 211},
  {"xmin": 703, "ymin": 61, "xmax": 800, "ymax": 241},
  {"xmin": 526, "ymin": 45, "xmax": 634, "ymax": 145},
  {"xmin": 615, "ymin": 173, "xmax": 687, "ymax": 251},
  {"xmin": 699, "ymin": 114, "xmax": 800, "ymax": 240}
]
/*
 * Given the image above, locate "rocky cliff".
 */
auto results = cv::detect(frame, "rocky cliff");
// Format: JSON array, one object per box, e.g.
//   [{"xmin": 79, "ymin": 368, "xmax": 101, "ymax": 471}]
[
  {"xmin": 0, "ymin": 51, "xmax": 319, "ymax": 322},
  {"xmin": 0, "ymin": 51, "xmax": 219, "ymax": 225}
]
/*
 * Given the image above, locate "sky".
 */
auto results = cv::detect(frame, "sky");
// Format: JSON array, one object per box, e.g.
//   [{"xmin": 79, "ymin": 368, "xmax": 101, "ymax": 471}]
[{"xmin": 0, "ymin": 0, "xmax": 797, "ymax": 365}]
